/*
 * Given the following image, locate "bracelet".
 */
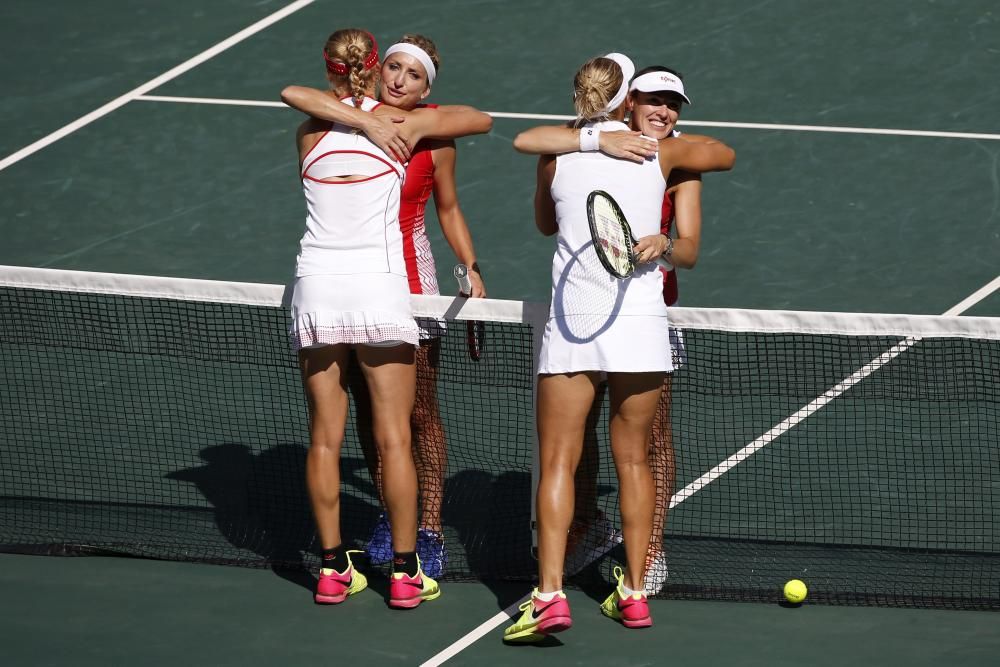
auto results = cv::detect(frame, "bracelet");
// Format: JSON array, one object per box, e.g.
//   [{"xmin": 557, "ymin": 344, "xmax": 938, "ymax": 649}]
[
  {"xmin": 663, "ymin": 235, "xmax": 674, "ymax": 260},
  {"xmin": 579, "ymin": 127, "xmax": 601, "ymax": 152}
]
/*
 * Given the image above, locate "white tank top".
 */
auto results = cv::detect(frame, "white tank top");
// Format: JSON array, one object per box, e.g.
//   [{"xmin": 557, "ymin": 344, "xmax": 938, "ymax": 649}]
[
  {"xmin": 294, "ymin": 97, "xmax": 407, "ymax": 278},
  {"xmin": 549, "ymin": 120, "xmax": 668, "ymax": 318}
]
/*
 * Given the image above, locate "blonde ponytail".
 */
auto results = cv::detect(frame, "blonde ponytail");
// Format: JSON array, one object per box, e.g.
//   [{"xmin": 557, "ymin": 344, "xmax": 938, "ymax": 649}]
[{"xmin": 572, "ymin": 57, "xmax": 623, "ymax": 127}]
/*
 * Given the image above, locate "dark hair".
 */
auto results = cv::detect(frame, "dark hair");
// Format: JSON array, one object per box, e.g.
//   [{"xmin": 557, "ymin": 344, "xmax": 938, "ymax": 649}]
[{"xmin": 631, "ymin": 65, "xmax": 684, "ymax": 83}]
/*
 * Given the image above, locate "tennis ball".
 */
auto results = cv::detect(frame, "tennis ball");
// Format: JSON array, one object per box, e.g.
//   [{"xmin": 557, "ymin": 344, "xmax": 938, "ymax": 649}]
[{"xmin": 783, "ymin": 579, "xmax": 807, "ymax": 604}]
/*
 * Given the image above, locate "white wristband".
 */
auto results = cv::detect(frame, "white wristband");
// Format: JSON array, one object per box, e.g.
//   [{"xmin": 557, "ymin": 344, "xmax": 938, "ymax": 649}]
[{"xmin": 579, "ymin": 127, "xmax": 601, "ymax": 152}]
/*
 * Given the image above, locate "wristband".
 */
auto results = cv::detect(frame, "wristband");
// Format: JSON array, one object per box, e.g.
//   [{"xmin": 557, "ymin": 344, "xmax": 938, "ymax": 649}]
[{"xmin": 579, "ymin": 127, "xmax": 601, "ymax": 152}]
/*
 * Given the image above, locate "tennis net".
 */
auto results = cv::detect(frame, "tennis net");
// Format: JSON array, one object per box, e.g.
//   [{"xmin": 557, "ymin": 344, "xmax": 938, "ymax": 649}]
[{"xmin": 1, "ymin": 265, "xmax": 998, "ymax": 610}]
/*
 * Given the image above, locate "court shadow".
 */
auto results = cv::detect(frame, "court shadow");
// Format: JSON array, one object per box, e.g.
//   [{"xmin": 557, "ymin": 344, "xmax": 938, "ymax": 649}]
[
  {"xmin": 167, "ymin": 444, "xmax": 381, "ymax": 594},
  {"xmin": 572, "ymin": 543, "xmax": 625, "ymax": 605},
  {"xmin": 504, "ymin": 635, "xmax": 566, "ymax": 648},
  {"xmin": 444, "ymin": 468, "xmax": 536, "ymax": 610}
]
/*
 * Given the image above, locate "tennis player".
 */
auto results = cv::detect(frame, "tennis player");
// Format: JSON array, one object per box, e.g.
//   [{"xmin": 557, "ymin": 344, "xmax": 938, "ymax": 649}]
[
  {"xmin": 503, "ymin": 54, "xmax": 734, "ymax": 641},
  {"xmin": 515, "ymin": 65, "xmax": 704, "ymax": 594},
  {"xmin": 287, "ymin": 28, "xmax": 491, "ymax": 609},
  {"xmin": 283, "ymin": 34, "xmax": 489, "ymax": 578}
]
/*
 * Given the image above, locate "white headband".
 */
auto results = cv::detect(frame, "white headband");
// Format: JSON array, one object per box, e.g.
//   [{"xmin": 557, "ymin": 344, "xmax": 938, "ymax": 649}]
[
  {"xmin": 603, "ymin": 52, "xmax": 635, "ymax": 113},
  {"xmin": 384, "ymin": 42, "xmax": 437, "ymax": 85}
]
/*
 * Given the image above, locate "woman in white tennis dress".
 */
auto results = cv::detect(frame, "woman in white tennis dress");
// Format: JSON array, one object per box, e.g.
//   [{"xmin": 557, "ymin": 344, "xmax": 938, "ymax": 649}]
[
  {"xmin": 286, "ymin": 28, "xmax": 492, "ymax": 610},
  {"xmin": 504, "ymin": 54, "xmax": 735, "ymax": 642}
]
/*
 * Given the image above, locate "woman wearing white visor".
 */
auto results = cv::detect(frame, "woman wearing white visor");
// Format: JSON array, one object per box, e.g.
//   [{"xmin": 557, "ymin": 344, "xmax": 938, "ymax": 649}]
[
  {"xmin": 504, "ymin": 54, "xmax": 733, "ymax": 643},
  {"xmin": 516, "ymin": 64, "xmax": 708, "ymax": 596}
]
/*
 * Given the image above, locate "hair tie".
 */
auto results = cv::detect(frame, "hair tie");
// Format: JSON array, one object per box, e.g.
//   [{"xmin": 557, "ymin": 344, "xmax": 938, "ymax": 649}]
[
  {"xmin": 363, "ymin": 32, "xmax": 379, "ymax": 70},
  {"xmin": 324, "ymin": 50, "xmax": 349, "ymax": 76},
  {"xmin": 323, "ymin": 32, "xmax": 379, "ymax": 76}
]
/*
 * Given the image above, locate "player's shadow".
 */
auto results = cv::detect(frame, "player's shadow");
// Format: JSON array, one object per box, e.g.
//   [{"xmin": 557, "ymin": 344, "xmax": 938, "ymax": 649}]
[
  {"xmin": 444, "ymin": 468, "xmax": 536, "ymax": 611},
  {"xmin": 167, "ymin": 443, "xmax": 381, "ymax": 593}
]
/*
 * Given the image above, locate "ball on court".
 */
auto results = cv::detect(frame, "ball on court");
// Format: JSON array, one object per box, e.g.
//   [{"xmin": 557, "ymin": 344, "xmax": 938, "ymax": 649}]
[{"xmin": 783, "ymin": 579, "xmax": 807, "ymax": 604}]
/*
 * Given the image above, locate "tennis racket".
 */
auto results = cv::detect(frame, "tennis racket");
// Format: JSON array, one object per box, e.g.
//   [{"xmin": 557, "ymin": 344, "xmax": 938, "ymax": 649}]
[
  {"xmin": 453, "ymin": 264, "xmax": 485, "ymax": 361},
  {"xmin": 587, "ymin": 189, "xmax": 672, "ymax": 279}
]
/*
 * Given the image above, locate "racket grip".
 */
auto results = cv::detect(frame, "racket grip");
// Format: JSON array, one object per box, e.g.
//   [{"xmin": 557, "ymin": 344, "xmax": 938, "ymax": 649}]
[{"xmin": 454, "ymin": 264, "xmax": 473, "ymax": 296}]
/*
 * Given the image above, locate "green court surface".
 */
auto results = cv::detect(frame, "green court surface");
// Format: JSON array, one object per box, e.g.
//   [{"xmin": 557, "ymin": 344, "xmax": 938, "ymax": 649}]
[
  {"xmin": 3, "ymin": 554, "xmax": 999, "ymax": 667},
  {"xmin": 2, "ymin": 0, "xmax": 999, "ymax": 664}
]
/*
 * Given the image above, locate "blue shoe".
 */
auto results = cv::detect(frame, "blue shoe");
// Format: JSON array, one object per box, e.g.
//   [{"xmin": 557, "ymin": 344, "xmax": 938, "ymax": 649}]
[
  {"xmin": 416, "ymin": 528, "xmax": 447, "ymax": 578},
  {"xmin": 366, "ymin": 513, "xmax": 392, "ymax": 565}
]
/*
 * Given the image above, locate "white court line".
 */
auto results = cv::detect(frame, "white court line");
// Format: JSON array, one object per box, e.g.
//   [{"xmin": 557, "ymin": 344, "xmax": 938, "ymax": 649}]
[
  {"xmin": 138, "ymin": 94, "xmax": 286, "ymax": 108},
  {"xmin": 0, "ymin": 0, "xmax": 315, "ymax": 173},
  {"xmin": 133, "ymin": 94, "xmax": 1000, "ymax": 141},
  {"xmin": 943, "ymin": 275, "xmax": 1000, "ymax": 316},
  {"xmin": 420, "ymin": 600, "xmax": 528, "ymax": 667},
  {"xmin": 420, "ymin": 274, "xmax": 1000, "ymax": 666}
]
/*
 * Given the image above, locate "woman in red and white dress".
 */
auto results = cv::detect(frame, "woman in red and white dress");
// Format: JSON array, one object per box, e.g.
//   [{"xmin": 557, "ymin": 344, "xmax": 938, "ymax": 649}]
[{"xmin": 286, "ymin": 28, "xmax": 490, "ymax": 609}]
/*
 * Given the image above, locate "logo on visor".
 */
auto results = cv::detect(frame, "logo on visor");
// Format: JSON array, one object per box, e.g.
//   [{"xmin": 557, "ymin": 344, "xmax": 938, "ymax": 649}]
[{"xmin": 660, "ymin": 75, "xmax": 678, "ymax": 85}]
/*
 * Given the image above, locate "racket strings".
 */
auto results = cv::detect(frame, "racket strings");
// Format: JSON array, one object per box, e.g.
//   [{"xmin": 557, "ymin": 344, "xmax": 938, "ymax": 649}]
[{"xmin": 594, "ymin": 205, "xmax": 633, "ymax": 276}]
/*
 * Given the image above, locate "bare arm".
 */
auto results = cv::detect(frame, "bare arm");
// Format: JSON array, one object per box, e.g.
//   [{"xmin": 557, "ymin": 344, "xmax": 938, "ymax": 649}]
[
  {"xmin": 431, "ymin": 141, "xmax": 486, "ymax": 297},
  {"xmin": 667, "ymin": 132, "xmax": 719, "ymax": 144},
  {"xmin": 280, "ymin": 85, "xmax": 411, "ymax": 161},
  {"xmin": 513, "ymin": 126, "xmax": 657, "ymax": 163},
  {"xmin": 658, "ymin": 135, "xmax": 735, "ymax": 177},
  {"xmin": 632, "ymin": 171, "xmax": 703, "ymax": 267},
  {"xmin": 535, "ymin": 155, "xmax": 558, "ymax": 236},
  {"xmin": 666, "ymin": 172, "xmax": 702, "ymax": 269},
  {"xmin": 404, "ymin": 106, "xmax": 493, "ymax": 143}
]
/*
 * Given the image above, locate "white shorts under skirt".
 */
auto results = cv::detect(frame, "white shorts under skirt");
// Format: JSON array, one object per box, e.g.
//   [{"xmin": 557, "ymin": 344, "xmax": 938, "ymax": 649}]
[
  {"xmin": 289, "ymin": 273, "xmax": 419, "ymax": 350},
  {"xmin": 537, "ymin": 314, "xmax": 674, "ymax": 374}
]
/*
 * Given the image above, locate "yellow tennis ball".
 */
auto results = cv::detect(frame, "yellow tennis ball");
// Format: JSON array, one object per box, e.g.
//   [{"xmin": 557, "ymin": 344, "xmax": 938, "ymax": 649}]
[{"xmin": 784, "ymin": 579, "xmax": 807, "ymax": 604}]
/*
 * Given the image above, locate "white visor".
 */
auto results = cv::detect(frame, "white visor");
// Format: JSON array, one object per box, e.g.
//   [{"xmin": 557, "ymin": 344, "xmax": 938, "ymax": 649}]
[
  {"xmin": 384, "ymin": 42, "xmax": 436, "ymax": 85},
  {"xmin": 603, "ymin": 52, "xmax": 635, "ymax": 113},
  {"xmin": 628, "ymin": 71, "xmax": 691, "ymax": 105}
]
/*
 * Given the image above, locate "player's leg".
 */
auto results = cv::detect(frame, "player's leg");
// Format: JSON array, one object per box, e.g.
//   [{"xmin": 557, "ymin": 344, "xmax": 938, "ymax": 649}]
[
  {"xmin": 536, "ymin": 372, "xmax": 600, "ymax": 591},
  {"xmin": 353, "ymin": 354, "xmax": 394, "ymax": 565},
  {"xmin": 357, "ymin": 343, "xmax": 438, "ymax": 608},
  {"xmin": 606, "ymin": 371, "xmax": 662, "ymax": 588},
  {"xmin": 412, "ymin": 338, "xmax": 448, "ymax": 575},
  {"xmin": 600, "ymin": 371, "xmax": 662, "ymax": 628},
  {"xmin": 355, "ymin": 344, "xmax": 417, "ymax": 551},
  {"xmin": 646, "ymin": 373, "xmax": 675, "ymax": 593},
  {"xmin": 300, "ymin": 344, "xmax": 367, "ymax": 603},
  {"xmin": 565, "ymin": 381, "xmax": 619, "ymax": 575},
  {"xmin": 505, "ymin": 371, "xmax": 596, "ymax": 642},
  {"xmin": 351, "ymin": 353, "xmax": 381, "ymax": 499}
]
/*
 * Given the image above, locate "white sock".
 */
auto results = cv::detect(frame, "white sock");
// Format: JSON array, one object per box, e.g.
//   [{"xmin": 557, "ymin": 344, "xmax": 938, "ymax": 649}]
[
  {"xmin": 535, "ymin": 589, "xmax": 562, "ymax": 602},
  {"xmin": 620, "ymin": 581, "xmax": 645, "ymax": 597}
]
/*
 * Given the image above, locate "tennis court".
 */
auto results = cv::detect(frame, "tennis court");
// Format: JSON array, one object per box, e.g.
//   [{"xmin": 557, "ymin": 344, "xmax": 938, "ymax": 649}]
[{"xmin": 2, "ymin": 1, "xmax": 999, "ymax": 665}]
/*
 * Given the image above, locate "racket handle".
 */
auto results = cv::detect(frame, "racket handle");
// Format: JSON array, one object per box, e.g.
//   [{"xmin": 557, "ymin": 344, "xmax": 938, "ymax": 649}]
[
  {"xmin": 654, "ymin": 257, "xmax": 674, "ymax": 270},
  {"xmin": 454, "ymin": 264, "xmax": 473, "ymax": 296}
]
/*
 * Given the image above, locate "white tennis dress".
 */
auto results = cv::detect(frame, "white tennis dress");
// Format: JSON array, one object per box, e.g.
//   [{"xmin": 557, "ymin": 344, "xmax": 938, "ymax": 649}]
[
  {"xmin": 537, "ymin": 119, "xmax": 673, "ymax": 374},
  {"xmin": 289, "ymin": 96, "xmax": 419, "ymax": 349}
]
